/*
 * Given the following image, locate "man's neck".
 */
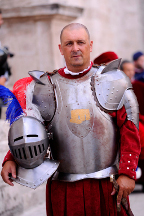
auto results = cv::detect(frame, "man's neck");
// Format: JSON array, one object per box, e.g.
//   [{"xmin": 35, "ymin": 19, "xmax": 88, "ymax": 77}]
[{"xmin": 66, "ymin": 63, "xmax": 91, "ymax": 73}]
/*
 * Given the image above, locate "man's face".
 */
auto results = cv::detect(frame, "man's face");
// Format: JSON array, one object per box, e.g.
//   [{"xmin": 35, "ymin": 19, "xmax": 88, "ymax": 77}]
[
  {"xmin": 0, "ymin": 14, "xmax": 4, "ymax": 27},
  {"xmin": 123, "ymin": 63, "xmax": 135, "ymax": 80},
  {"xmin": 59, "ymin": 28, "xmax": 93, "ymax": 72},
  {"xmin": 135, "ymin": 55, "xmax": 144, "ymax": 70}
]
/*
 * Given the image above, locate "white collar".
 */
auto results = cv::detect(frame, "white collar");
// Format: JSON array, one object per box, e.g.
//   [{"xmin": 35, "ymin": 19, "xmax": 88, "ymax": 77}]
[{"xmin": 64, "ymin": 62, "xmax": 91, "ymax": 76}]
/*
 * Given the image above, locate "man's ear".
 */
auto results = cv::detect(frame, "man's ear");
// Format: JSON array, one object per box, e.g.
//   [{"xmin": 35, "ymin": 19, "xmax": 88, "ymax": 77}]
[
  {"xmin": 58, "ymin": 44, "xmax": 64, "ymax": 55},
  {"xmin": 90, "ymin": 41, "xmax": 93, "ymax": 52}
]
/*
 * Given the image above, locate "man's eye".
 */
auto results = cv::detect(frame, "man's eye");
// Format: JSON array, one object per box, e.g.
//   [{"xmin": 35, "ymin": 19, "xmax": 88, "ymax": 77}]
[
  {"xmin": 78, "ymin": 41, "xmax": 84, "ymax": 45},
  {"xmin": 66, "ymin": 42, "xmax": 72, "ymax": 46}
]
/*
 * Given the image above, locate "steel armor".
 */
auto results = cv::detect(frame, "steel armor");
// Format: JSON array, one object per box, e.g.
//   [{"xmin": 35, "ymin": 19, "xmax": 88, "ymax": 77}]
[{"xmin": 31, "ymin": 59, "xmax": 139, "ymax": 182}]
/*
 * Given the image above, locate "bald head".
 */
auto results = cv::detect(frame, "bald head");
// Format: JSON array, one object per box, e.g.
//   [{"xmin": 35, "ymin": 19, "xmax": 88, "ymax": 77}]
[{"xmin": 60, "ymin": 23, "xmax": 90, "ymax": 43}]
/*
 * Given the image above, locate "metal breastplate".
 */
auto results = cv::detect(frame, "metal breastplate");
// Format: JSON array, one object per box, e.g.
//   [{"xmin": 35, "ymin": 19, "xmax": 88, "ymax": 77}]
[{"xmin": 49, "ymin": 68, "xmax": 118, "ymax": 176}]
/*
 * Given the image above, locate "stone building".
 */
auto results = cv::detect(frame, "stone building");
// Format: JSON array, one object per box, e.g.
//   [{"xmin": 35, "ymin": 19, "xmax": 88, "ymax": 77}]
[
  {"xmin": 0, "ymin": 0, "xmax": 144, "ymax": 215},
  {"xmin": 0, "ymin": 0, "xmax": 144, "ymax": 89}
]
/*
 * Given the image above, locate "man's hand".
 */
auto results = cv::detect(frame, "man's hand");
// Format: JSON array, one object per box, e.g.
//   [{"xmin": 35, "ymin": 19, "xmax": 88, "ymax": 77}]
[
  {"xmin": 1, "ymin": 161, "xmax": 17, "ymax": 186},
  {"xmin": 111, "ymin": 175, "xmax": 135, "ymax": 208}
]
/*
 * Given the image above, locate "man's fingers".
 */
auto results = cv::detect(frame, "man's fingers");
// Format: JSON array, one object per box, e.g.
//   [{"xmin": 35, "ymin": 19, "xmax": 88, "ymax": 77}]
[
  {"xmin": 1, "ymin": 161, "xmax": 17, "ymax": 186},
  {"xmin": 11, "ymin": 167, "xmax": 16, "ymax": 179},
  {"xmin": 117, "ymin": 188, "xmax": 123, "ymax": 206},
  {"xmin": 1, "ymin": 170, "xmax": 14, "ymax": 186},
  {"xmin": 6, "ymin": 178, "xmax": 14, "ymax": 186},
  {"xmin": 111, "ymin": 187, "xmax": 116, "ymax": 195},
  {"xmin": 123, "ymin": 190, "xmax": 129, "ymax": 199}
]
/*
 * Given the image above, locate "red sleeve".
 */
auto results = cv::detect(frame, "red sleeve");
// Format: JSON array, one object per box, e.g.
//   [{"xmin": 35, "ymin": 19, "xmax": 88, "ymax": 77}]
[
  {"xmin": 2, "ymin": 150, "xmax": 15, "ymax": 166},
  {"xmin": 115, "ymin": 106, "xmax": 141, "ymax": 180}
]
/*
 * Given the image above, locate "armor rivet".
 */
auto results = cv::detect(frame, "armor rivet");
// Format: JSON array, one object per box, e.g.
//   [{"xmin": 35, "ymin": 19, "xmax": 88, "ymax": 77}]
[
  {"xmin": 113, "ymin": 87, "xmax": 114, "ymax": 89},
  {"xmin": 99, "ymin": 94, "xmax": 100, "ymax": 95},
  {"xmin": 128, "ymin": 161, "xmax": 130, "ymax": 163},
  {"xmin": 133, "ymin": 176, "xmax": 134, "ymax": 178},
  {"xmin": 117, "ymin": 90, "xmax": 118, "ymax": 92},
  {"xmin": 108, "ymin": 88, "xmax": 109, "ymax": 90},
  {"xmin": 110, "ymin": 98, "xmax": 112, "ymax": 100},
  {"xmin": 43, "ymin": 110, "xmax": 44, "ymax": 112},
  {"xmin": 40, "ymin": 179, "xmax": 43, "ymax": 181},
  {"xmin": 136, "ymin": 156, "xmax": 138, "ymax": 158},
  {"xmin": 115, "ymin": 96, "xmax": 117, "ymax": 99},
  {"xmin": 121, "ymin": 161, "xmax": 122, "ymax": 163},
  {"xmin": 129, "ymin": 154, "xmax": 132, "ymax": 156},
  {"xmin": 45, "ymin": 106, "xmax": 46, "ymax": 108},
  {"xmin": 42, "ymin": 101, "xmax": 43, "ymax": 103},
  {"xmin": 47, "ymin": 173, "xmax": 49, "ymax": 175},
  {"xmin": 122, "ymin": 155, "xmax": 123, "ymax": 156},
  {"xmin": 106, "ymin": 95, "xmax": 108, "ymax": 96},
  {"xmin": 127, "ymin": 167, "xmax": 129, "ymax": 169},
  {"xmin": 133, "ymin": 169, "xmax": 135, "ymax": 171},
  {"xmin": 111, "ymin": 92, "xmax": 113, "ymax": 94}
]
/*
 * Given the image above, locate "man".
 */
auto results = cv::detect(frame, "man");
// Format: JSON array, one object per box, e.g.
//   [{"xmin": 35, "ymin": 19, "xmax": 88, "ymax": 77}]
[
  {"xmin": 133, "ymin": 51, "xmax": 144, "ymax": 82},
  {"xmin": 120, "ymin": 60, "xmax": 135, "ymax": 81},
  {"xmin": 1, "ymin": 23, "xmax": 140, "ymax": 216}
]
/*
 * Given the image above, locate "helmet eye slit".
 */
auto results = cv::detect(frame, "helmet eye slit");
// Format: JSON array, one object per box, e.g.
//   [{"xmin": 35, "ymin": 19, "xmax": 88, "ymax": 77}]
[
  {"xmin": 14, "ymin": 136, "xmax": 23, "ymax": 142},
  {"xmin": 27, "ymin": 135, "xmax": 38, "ymax": 137}
]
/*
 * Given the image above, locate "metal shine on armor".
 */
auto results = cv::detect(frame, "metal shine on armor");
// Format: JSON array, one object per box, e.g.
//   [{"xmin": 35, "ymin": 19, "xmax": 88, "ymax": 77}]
[{"xmin": 31, "ymin": 59, "xmax": 139, "ymax": 182}]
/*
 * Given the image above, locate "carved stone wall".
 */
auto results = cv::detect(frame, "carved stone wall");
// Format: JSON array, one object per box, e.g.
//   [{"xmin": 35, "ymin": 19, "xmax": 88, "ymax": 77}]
[{"xmin": 0, "ymin": 0, "xmax": 144, "ymax": 89}]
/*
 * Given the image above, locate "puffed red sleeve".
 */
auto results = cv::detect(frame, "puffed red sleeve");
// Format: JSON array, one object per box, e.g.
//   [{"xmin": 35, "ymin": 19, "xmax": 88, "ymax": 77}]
[
  {"xmin": 115, "ymin": 106, "xmax": 141, "ymax": 180},
  {"xmin": 2, "ymin": 150, "xmax": 15, "ymax": 166}
]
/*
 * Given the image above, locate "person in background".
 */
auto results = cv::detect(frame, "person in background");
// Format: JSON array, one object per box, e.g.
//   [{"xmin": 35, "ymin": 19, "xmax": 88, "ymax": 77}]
[
  {"xmin": 0, "ymin": 9, "xmax": 14, "ymax": 118},
  {"xmin": 132, "ymin": 51, "xmax": 144, "ymax": 188},
  {"xmin": 93, "ymin": 51, "xmax": 118, "ymax": 65},
  {"xmin": 120, "ymin": 60, "xmax": 135, "ymax": 81},
  {"xmin": 133, "ymin": 51, "xmax": 144, "ymax": 82}
]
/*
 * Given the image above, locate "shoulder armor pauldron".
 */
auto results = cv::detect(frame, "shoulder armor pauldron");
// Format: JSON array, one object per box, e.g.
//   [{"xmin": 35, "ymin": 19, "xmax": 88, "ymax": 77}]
[
  {"xmin": 91, "ymin": 59, "xmax": 139, "ymax": 129},
  {"xmin": 28, "ymin": 70, "xmax": 56, "ymax": 122}
]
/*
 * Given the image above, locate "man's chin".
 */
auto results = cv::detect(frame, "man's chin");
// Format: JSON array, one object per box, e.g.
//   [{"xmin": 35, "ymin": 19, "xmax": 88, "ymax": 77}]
[{"xmin": 71, "ymin": 61, "xmax": 84, "ymax": 67}]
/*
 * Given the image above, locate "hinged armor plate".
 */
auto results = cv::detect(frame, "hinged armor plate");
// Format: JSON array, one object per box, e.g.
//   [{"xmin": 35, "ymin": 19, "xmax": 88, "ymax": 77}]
[
  {"xmin": 90, "ymin": 59, "xmax": 139, "ymax": 129},
  {"xmin": 11, "ymin": 158, "xmax": 60, "ymax": 189},
  {"xmin": 32, "ymin": 73, "xmax": 56, "ymax": 121}
]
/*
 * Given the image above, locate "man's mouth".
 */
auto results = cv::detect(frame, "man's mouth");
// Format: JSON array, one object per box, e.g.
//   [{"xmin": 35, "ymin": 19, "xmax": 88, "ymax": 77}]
[{"xmin": 72, "ymin": 55, "xmax": 81, "ymax": 58}]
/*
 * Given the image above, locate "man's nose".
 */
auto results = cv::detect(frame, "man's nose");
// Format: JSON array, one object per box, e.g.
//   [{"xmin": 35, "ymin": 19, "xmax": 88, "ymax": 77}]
[{"xmin": 72, "ymin": 43, "xmax": 79, "ymax": 52}]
